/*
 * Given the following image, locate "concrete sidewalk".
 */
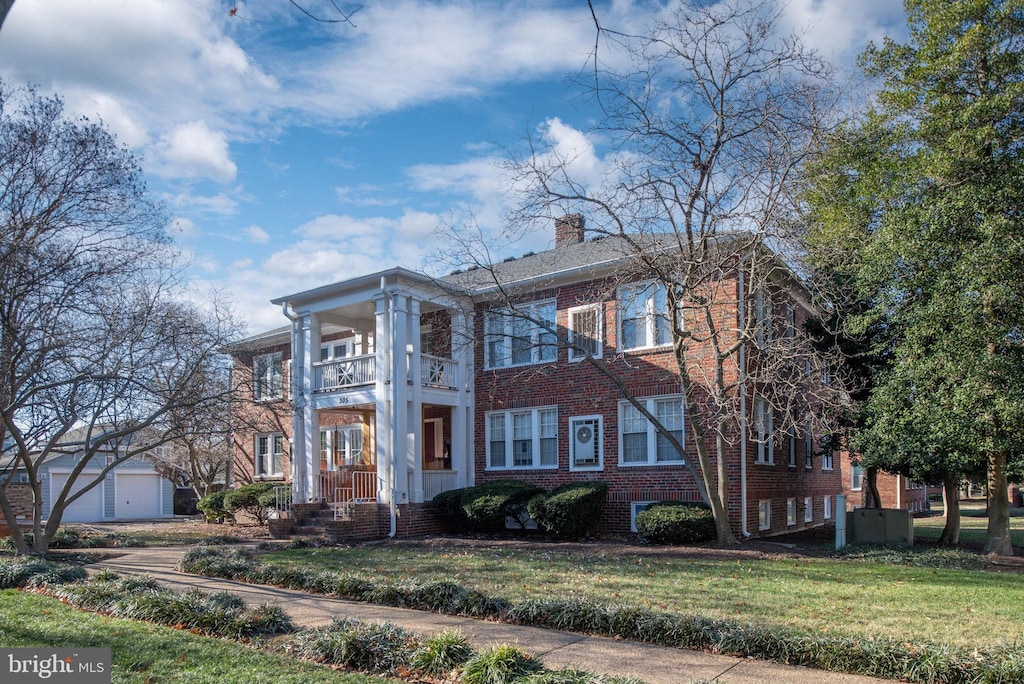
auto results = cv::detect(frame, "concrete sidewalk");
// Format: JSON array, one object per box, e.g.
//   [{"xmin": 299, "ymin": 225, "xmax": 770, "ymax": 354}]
[{"xmin": 92, "ymin": 546, "xmax": 890, "ymax": 684}]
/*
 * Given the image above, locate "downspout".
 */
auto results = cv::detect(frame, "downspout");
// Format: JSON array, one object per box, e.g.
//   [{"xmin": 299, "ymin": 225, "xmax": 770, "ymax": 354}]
[
  {"xmin": 738, "ymin": 265, "xmax": 751, "ymax": 538},
  {"xmin": 381, "ymin": 277, "xmax": 398, "ymax": 538}
]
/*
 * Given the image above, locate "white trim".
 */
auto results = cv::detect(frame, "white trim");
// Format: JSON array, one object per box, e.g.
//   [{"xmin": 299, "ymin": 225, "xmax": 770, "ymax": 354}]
[
  {"xmin": 567, "ymin": 303, "xmax": 603, "ymax": 361},
  {"xmin": 630, "ymin": 501, "xmax": 657, "ymax": 533},
  {"xmin": 617, "ymin": 395, "xmax": 685, "ymax": 466},
  {"xmin": 754, "ymin": 396, "xmax": 774, "ymax": 465},
  {"xmin": 569, "ymin": 415, "xmax": 603, "ymax": 471},
  {"xmin": 850, "ymin": 464, "xmax": 863, "ymax": 491},
  {"xmin": 786, "ymin": 497, "xmax": 797, "ymax": 526},
  {"xmin": 617, "ymin": 280, "xmax": 673, "ymax": 352},
  {"xmin": 484, "ymin": 299, "xmax": 557, "ymax": 370},
  {"xmin": 255, "ymin": 432, "xmax": 285, "ymax": 478},
  {"xmin": 485, "ymin": 406, "xmax": 559, "ymax": 470},
  {"xmin": 824, "ymin": 495, "xmax": 832, "ymax": 520},
  {"xmin": 253, "ymin": 351, "xmax": 285, "ymax": 401},
  {"xmin": 758, "ymin": 499, "xmax": 771, "ymax": 531}
]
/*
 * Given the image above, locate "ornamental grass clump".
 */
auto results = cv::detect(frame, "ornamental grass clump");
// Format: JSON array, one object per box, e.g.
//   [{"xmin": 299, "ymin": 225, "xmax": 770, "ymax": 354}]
[
  {"xmin": 0, "ymin": 557, "xmax": 86, "ymax": 588},
  {"xmin": 409, "ymin": 629, "xmax": 473, "ymax": 677},
  {"xmin": 507, "ymin": 597, "xmax": 612, "ymax": 634},
  {"xmin": 177, "ymin": 546, "xmax": 257, "ymax": 578},
  {"xmin": 461, "ymin": 644, "xmax": 543, "ymax": 684},
  {"xmin": 292, "ymin": 618, "xmax": 417, "ymax": 675}
]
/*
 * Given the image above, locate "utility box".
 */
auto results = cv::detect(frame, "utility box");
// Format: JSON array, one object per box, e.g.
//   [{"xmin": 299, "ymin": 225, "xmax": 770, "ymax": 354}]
[{"xmin": 846, "ymin": 508, "xmax": 913, "ymax": 546}]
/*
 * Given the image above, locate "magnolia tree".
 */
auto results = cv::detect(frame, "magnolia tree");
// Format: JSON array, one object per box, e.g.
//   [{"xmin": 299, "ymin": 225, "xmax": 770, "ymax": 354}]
[
  {"xmin": 0, "ymin": 83, "xmax": 240, "ymax": 555},
  {"xmin": 439, "ymin": 0, "xmax": 849, "ymax": 545}
]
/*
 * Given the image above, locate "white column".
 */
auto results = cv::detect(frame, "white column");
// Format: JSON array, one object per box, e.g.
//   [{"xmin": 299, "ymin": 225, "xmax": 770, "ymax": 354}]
[
  {"xmin": 302, "ymin": 314, "xmax": 320, "ymax": 501},
  {"xmin": 374, "ymin": 294, "xmax": 391, "ymax": 504},
  {"xmin": 391, "ymin": 294, "xmax": 410, "ymax": 504},
  {"xmin": 290, "ymin": 315, "xmax": 307, "ymax": 502},
  {"xmin": 451, "ymin": 311, "xmax": 473, "ymax": 488},
  {"xmin": 408, "ymin": 298, "xmax": 424, "ymax": 503}
]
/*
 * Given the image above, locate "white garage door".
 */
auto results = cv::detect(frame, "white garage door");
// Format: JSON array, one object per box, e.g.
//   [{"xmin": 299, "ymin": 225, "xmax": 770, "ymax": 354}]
[
  {"xmin": 115, "ymin": 473, "xmax": 162, "ymax": 519},
  {"xmin": 50, "ymin": 473, "xmax": 104, "ymax": 523}
]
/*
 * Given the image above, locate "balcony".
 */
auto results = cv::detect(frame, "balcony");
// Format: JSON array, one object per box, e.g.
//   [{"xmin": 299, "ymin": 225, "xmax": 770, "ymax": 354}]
[{"xmin": 314, "ymin": 353, "xmax": 459, "ymax": 394}]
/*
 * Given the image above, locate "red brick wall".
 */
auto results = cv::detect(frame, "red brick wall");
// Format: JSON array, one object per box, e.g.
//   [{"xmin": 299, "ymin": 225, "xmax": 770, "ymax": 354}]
[
  {"xmin": 839, "ymin": 451, "xmax": 930, "ymax": 513},
  {"xmin": 2, "ymin": 483, "xmax": 34, "ymax": 521},
  {"xmin": 231, "ymin": 340, "xmax": 294, "ymax": 486}
]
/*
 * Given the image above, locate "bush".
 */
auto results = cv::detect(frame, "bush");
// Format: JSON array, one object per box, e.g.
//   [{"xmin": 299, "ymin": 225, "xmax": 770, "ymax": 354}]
[
  {"xmin": 257, "ymin": 485, "xmax": 290, "ymax": 511},
  {"xmin": 633, "ymin": 501, "xmax": 715, "ymax": 545},
  {"xmin": 410, "ymin": 629, "xmax": 473, "ymax": 677},
  {"xmin": 527, "ymin": 481, "xmax": 608, "ymax": 539},
  {"xmin": 461, "ymin": 480, "xmax": 545, "ymax": 531},
  {"xmin": 223, "ymin": 483, "xmax": 276, "ymax": 524},
  {"xmin": 430, "ymin": 487, "xmax": 469, "ymax": 529},
  {"xmin": 293, "ymin": 618, "xmax": 417, "ymax": 675},
  {"xmin": 196, "ymin": 491, "xmax": 232, "ymax": 523}
]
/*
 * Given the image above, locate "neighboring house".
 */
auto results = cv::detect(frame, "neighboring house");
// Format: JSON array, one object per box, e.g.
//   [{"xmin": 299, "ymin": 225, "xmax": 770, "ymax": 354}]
[
  {"xmin": 1, "ymin": 432, "xmax": 175, "ymax": 524},
  {"xmin": 231, "ymin": 216, "xmax": 844, "ymax": 538},
  {"xmin": 840, "ymin": 451, "xmax": 931, "ymax": 514}
]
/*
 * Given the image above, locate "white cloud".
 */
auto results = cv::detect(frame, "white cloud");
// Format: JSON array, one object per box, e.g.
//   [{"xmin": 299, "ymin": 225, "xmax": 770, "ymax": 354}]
[
  {"xmin": 781, "ymin": 0, "xmax": 908, "ymax": 65},
  {"xmin": 245, "ymin": 226, "xmax": 270, "ymax": 244},
  {"xmin": 153, "ymin": 121, "xmax": 237, "ymax": 182}
]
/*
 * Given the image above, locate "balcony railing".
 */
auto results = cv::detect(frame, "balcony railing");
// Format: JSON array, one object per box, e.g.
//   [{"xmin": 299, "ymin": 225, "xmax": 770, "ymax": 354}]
[
  {"xmin": 314, "ymin": 354, "xmax": 375, "ymax": 392},
  {"xmin": 421, "ymin": 354, "xmax": 458, "ymax": 390}
]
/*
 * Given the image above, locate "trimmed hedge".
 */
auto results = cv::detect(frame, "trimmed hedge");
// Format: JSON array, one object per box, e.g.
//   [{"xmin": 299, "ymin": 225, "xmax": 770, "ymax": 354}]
[
  {"xmin": 223, "ymin": 482, "xmax": 277, "ymax": 524},
  {"xmin": 527, "ymin": 480, "xmax": 607, "ymax": 539},
  {"xmin": 431, "ymin": 480, "xmax": 544, "ymax": 532},
  {"xmin": 196, "ymin": 490, "xmax": 232, "ymax": 523},
  {"xmin": 180, "ymin": 546, "xmax": 1024, "ymax": 683},
  {"xmin": 633, "ymin": 501, "xmax": 715, "ymax": 544}
]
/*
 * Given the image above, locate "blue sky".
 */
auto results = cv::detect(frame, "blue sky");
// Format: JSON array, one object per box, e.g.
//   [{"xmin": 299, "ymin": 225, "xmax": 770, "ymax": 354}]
[{"xmin": 0, "ymin": 0, "xmax": 908, "ymax": 333}]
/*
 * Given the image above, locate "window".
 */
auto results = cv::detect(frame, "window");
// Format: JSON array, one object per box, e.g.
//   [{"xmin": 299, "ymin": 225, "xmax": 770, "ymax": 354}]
[
  {"xmin": 804, "ymin": 496, "xmax": 813, "ymax": 523},
  {"xmin": 619, "ymin": 396, "xmax": 685, "ymax": 465},
  {"xmin": 630, "ymin": 501, "xmax": 657, "ymax": 533},
  {"xmin": 255, "ymin": 433, "xmax": 284, "ymax": 477},
  {"xmin": 758, "ymin": 500, "xmax": 771, "ymax": 531},
  {"xmin": 754, "ymin": 289, "xmax": 772, "ymax": 348},
  {"xmin": 570, "ymin": 416, "xmax": 603, "ymax": 471},
  {"xmin": 487, "ymin": 408, "xmax": 558, "ymax": 469},
  {"xmin": 485, "ymin": 301, "xmax": 556, "ymax": 368},
  {"xmin": 320, "ymin": 340, "xmax": 353, "ymax": 361},
  {"xmin": 754, "ymin": 397, "xmax": 774, "ymax": 465},
  {"xmin": 787, "ymin": 498, "xmax": 797, "ymax": 526},
  {"xmin": 568, "ymin": 304, "xmax": 602, "ymax": 361},
  {"xmin": 851, "ymin": 464, "xmax": 863, "ymax": 491},
  {"xmin": 824, "ymin": 495, "xmax": 832, "ymax": 520},
  {"xmin": 787, "ymin": 428, "xmax": 796, "ymax": 467},
  {"xmin": 821, "ymin": 441, "xmax": 834, "ymax": 471},
  {"xmin": 618, "ymin": 281, "xmax": 672, "ymax": 351},
  {"xmin": 804, "ymin": 422, "xmax": 813, "ymax": 469},
  {"xmin": 785, "ymin": 305, "xmax": 796, "ymax": 338},
  {"xmin": 253, "ymin": 353, "xmax": 284, "ymax": 401},
  {"xmin": 321, "ymin": 426, "xmax": 364, "ymax": 468}
]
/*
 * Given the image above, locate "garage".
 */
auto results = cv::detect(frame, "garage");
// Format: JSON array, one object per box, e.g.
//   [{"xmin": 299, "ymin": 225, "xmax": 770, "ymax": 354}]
[
  {"xmin": 50, "ymin": 472, "xmax": 104, "ymax": 523},
  {"xmin": 115, "ymin": 473, "xmax": 162, "ymax": 519}
]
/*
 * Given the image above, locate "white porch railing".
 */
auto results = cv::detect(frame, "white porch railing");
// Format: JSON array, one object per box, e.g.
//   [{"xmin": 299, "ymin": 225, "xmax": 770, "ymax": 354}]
[
  {"xmin": 422, "ymin": 470, "xmax": 459, "ymax": 501},
  {"xmin": 421, "ymin": 354, "xmax": 458, "ymax": 389},
  {"xmin": 314, "ymin": 354, "xmax": 375, "ymax": 392}
]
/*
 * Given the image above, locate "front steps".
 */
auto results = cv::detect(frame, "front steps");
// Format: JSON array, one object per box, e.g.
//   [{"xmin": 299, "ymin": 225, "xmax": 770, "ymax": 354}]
[{"xmin": 269, "ymin": 501, "xmax": 382, "ymax": 543}]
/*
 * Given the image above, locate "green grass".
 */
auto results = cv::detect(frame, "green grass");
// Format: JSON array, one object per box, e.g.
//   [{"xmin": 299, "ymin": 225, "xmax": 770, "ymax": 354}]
[
  {"xmin": 914, "ymin": 499, "xmax": 1024, "ymax": 547},
  {"xmin": 260, "ymin": 542, "xmax": 1024, "ymax": 648},
  {"xmin": 0, "ymin": 590, "xmax": 398, "ymax": 684}
]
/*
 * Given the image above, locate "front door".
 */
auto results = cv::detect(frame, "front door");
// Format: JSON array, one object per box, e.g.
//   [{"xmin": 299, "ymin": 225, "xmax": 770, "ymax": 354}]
[{"xmin": 423, "ymin": 417, "xmax": 445, "ymax": 470}]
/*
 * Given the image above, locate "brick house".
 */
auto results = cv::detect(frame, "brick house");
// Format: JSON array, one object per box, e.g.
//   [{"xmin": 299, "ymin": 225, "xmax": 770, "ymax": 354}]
[
  {"xmin": 839, "ymin": 450, "xmax": 931, "ymax": 514},
  {"xmin": 230, "ymin": 217, "xmax": 844, "ymax": 539}
]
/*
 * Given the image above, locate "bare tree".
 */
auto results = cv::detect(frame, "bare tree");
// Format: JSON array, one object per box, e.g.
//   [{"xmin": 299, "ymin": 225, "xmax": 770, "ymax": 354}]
[
  {"xmin": 0, "ymin": 83, "xmax": 241, "ymax": 555},
  {"xmin": 441, "ymin": 0, "xmax": 847, "ymax": 545}
]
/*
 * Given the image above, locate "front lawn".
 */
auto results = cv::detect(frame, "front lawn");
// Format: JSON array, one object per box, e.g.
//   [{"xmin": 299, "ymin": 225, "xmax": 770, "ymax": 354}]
[
  {"xmin": 260, "ymin": 540, "xmax": 1024, "ymax": 648},
  {"xmin": 914, "ymin": 499, "xmax": 1024, "ymax": 547},
  {"xmin": 0, "ymin": 590, "xmax": 398, "ymax": 684}
]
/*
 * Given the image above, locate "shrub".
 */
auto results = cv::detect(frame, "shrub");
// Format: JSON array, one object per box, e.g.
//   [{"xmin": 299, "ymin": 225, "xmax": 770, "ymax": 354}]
[
  {"xmin": 196, "ymin": 491, "xmax": 231, "ymax": 523},
  {"xmin": 430, "ymin": 487, "xmax": 469, "ymax": 529},
  {"xmin": 461, "ymin": 644, "xmax": 543, "ymax": 684},
  {"xmin": 410, "ymin": 629, "xmax": 473, "ymax": 677},
  {"xmin": 527, "ymin": 481, "xmax": 608, "ymax": 539},
  {"xmin": 461, "ymin": 480, "xmax": 545, "ymax": 531},
  {"xmin": 293, "ymin": 618, "xmax": 417, "ymax": 675},
  {"xmin": 223, "ymin": 482, "xmax": 276, "ymax": 524},
  {"xmin": 178, "ymin": 546, "xmax": 257, "ymax": 578},
  {"xmin": 257, "ymin": 485, "xmax": 290, "ymax": 511},
  {"xmin": 633, "ymin": 501, "xmax": 715, "ymax": 544}
]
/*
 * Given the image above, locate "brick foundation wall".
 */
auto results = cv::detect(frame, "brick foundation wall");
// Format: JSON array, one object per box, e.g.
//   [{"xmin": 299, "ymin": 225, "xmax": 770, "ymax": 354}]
[{"xmin": 2, "ymin": 483, "xmax": 34, "ymax": 521}]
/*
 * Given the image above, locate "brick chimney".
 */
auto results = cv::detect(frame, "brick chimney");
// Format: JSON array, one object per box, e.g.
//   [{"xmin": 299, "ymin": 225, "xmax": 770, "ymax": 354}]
[{"xmin": 555, "ymin": 214, "xmax": 585, "ymax": 247}]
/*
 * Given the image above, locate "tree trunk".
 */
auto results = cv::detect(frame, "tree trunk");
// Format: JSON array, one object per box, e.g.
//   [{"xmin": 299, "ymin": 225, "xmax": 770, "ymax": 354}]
[
  {"xmin": 985, "ymin": 450, "xmax": 1013, "ymax": 556},
  {"xmin": 865, "ymin": 467, "xmax": 882, "ymax": 508},
  {"xmin": 938, "ymin": 472, "xmax": 961, "ymax": 546}
]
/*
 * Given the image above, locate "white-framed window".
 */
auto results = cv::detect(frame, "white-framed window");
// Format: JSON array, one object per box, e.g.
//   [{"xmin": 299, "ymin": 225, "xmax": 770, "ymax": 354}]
[
  {"xmin": 758, "ymin": 499, "xmax": 771, "ymax": 531},
  {"xmin": 787, "ymin": 498, "xmax": 797, "ymax": 526},
  {"xmin": 253, "ymin": 352, "xmax": 284, "ymax": 401},
  {"xmin": 824, "ymin": 495, "xmax": 832, "ymax": 519},
  {"xmin": 785, "ymin": 305, "xmax": 796, "ymax": 338},
  {"xmin": 787, "ymin": 428, "xmax": 796, "ymax": 467},
  {"xmin": 754, "ymin": 396, "xmax": 774, "ymax": 465},
  {"xmin": 485, "ymin": 300, "xmax": 557, "ymax": 369},
  {"xmin": 486, "ymin": 407, "xmax": 558, "ymax": 469},
  {"xmin": 321, "ymin": 425, "xmax": 364, "ymax": 468},
  {"xmin": 320, "ymin": 340, "xmax": 354, "ymax": 361},
  {"xmin": 618, "ymin": 281, "xmax": 672, "ymax": 351},
  {"xmin": 804, "ymin": 496, "xmax": 813, "ymax": 523},
  {"xmin": 255, "ymin": 433, "xmax": 284, "ymax": 477},
  {"xmin": 754, "ymin": 289, "xmax": 772, "ymax": 348},
  {"xmin": 568, "ymin": 304, "xmax": 603, "ymax": 361},
  {"xmin": 822, "ymin": 441, "xmax": 834, "ymax": 470},
  {"xmin": 619, "ymin": 396, "xmax": 685, "ymax": 466},
  {"xmin": 630, "ymin": 501, "xmax": 657, "ymax": 533},
  {"xmin": 851, "ymin": 464, "xmax": 863, "ymax": 491},
  {"xmin": 804, "ymin": 422, "xmax": 813, "ymax": 469},
  {"xmin": 569, "ymin": 415, "xmax": 603, "ymax": 471}
]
